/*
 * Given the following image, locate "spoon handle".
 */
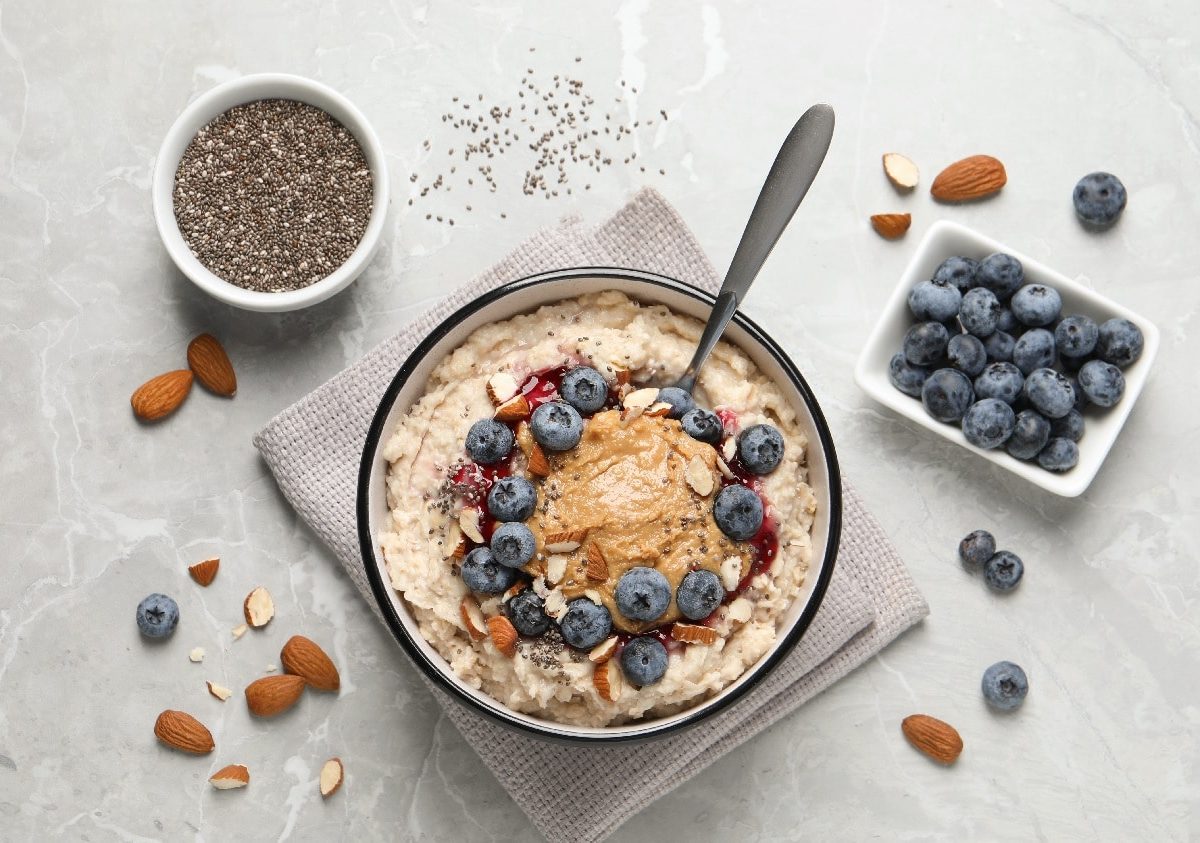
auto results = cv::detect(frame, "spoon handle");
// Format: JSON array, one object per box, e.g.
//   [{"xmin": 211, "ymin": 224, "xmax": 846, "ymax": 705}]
[{"xmin": 675, "ymin": 103, "xmax": 835, "ymax": 393}]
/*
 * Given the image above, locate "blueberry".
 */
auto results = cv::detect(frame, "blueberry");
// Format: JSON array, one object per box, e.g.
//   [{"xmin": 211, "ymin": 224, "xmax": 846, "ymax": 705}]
[
  {"xmin": 888, "ymin": 352, "xmax": 929, "ymax": 398},
  {"xmin": 1073, "ymin": 172, "xmax": 1127, "ymax": 228},
  {"xmin": 614, "ymin": 567, "xmax": 672, "ymax": 622},
  {"xmin": 983, "ymin": 330, "xmax": 1016, "ymax": 363},
  {"xmin": 947, "ymin": 334, "xmax": 987, "ymax": 377},
  {"xmin": 736, "ymin": 424, "xmax": 785, "ymax": 475},
  {"xmin": 962, "ymin": 398, "xmax": 1016, "ymax": 449},
  {"xmin": 1009, "ymin": 284, "xmax": 1062, "ymax": 328},
  {"xmin": 1054, "ymin": 315, "xmax": 1099, "ymax": 358},
  {"xmin": 460, "ymin": 547, "xmax": 517, "ymax": 594},
  {"xmin": 959, "ymin": 530, "xmax": 996, "ymax": 567},
  {"xmin": 974, "ymin": 362, "xmax": 1023, "ymax": 405},
  {"xmin": 958, "ymin": 287, "xmax": 1001, "ymax": 338},
  {"xmin": 713, "ymin": 484, "xmax": 764, "ymax": 541},
  {"xmin": 1006, "ymin": 410, "xmax": 1051, "ymax": 460},
  {"xmin": 995, "ymin": 307, "xmax": 1019, "ymax": 335},
  {"xmin": 487, "ymin": 476, "xmax": 537, "ymax": 522},
  {"xmin": 981, "ymin": 661, "xmax": 1029, "ymax": 711},
  {"xmin": 655, "ymin": 386, "xmax": 696, "ymax": 420},
  {"xmin": 490, "ymin": 521, "xmax": 536, "ymax": 568},
  {"xmin": 676, "ymin": 569, "xmax": 724, "ymax": 620},
  {"xmin": 977, "ymin": 253, "xmax": 1025, "ymax": 300},
  {"xmin": 1096, "ymin": 318, "xmax": 1144, "ymax": 368},
  {"xmin": 465, "ymin": 419, "xmax": 514, "ymax": 465},
  {"xmin": 136, "ymin": 593, "xmax": 180, "ymax": 639},
  {"xmin": 921, "ymin": 368, "xmax": 975, "ymax": 423},
  {"xmin": 620, "ymin": 636, "xmax": 669, "ymax": 686},
  {"xmin": 903, "ymin": 321, "xmax": 950, "ymax": 366},
  {"xmin": 1023, "ymin": 368, "xmax": 1074, "ymax": 418},
  {"xmin": 559, "ymin": 598, "xmax": 613, "ymax": 649},
  {"xmin": 908, "ymin": 278, "xmax": 963, "ymax": 322},
  {"xmin": 1050, "ymin": 409, "xmax": 1085, "ymax": 443},
  {"xmin": 932, "ymin": 256, "xmax": 980, "ymax": 294},
  {"xmin": 559, "ymin": 366, "xmax": 609, "ymax": 414},
  {"xmin": 1037, "ymin": 437, "xmax": 1079, "ymax": 472},
  {"xmin": 506, "ymin": 590, "xmax": 550, "ymax": 636},
  {"xmin": 984, "ymin": 550, "xmax": 1024, "ymax": 591},
  {"xmin": 1077, "ymin": 359, "xmax": 1125, "ymax": 408},
  {"xmin": 681, "ymin": 408, "xmax": 723, "ymax": 444},
  {"xmin": 530, "ymin": 401, "xmax": 584, "ymax": 451},
  {"xmin": 1012, "ymin": 328, "xmax": 1057, "ymax": 376}
]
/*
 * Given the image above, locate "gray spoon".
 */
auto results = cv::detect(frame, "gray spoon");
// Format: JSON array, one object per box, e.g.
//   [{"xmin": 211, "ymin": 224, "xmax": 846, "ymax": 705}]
[{"xmin": 671, "ymin": 103, "xmax": 835, "ymax": 396}]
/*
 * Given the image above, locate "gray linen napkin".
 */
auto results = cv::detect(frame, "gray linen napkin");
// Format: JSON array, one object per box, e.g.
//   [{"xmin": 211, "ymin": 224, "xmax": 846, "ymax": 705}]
[{"xmin": 254, "ymin": 188, "xmax": 929, "ymax": 843}]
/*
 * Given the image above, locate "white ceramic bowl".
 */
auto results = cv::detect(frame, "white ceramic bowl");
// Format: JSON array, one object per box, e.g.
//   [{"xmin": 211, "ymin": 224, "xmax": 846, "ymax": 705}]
[
  {"xmin": 357, "ymin": 268, "xmax": 842, "ymax": 742},
  {"xmin": 152, "ymin": 73, "xmax": 389, "ymax": 312},
  {"xmin": 855, "ymin": 220, "xmax": 1159, "ymax": 498}
]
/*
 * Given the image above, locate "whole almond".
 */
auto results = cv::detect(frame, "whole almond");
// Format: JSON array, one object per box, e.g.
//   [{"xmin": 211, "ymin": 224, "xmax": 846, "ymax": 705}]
[
  {"xmin": 245, "ymin": 674, "xmax": 306, "ymax": 717},
  {"xmin": 188, "ymin": 557, "xmax": 219, "ymax": 587},
  {"xmin": 154, "ymin": 709, "xmax": 215, "ymax": 754},
  {"xmin": 186, "ymin": 333, "xmax": 237, "ymax": 397},
  {"xmin": 280, "ymin": 635, "xmax": 340, "ymax": 692},
  {"xmin": 901, "ymin": 714, "xmax": 963, "ymax": 765},
  {"xmin": 209, "ymin": 763, "xmax": 250, "ymax": 790},
  {"xmin": 131, "ymin": 370, "xmax": 194, "ymax": 422},
  {"xmin": 931, "ymin": 155, "xmax": 1007, "ymax": 202},
  {"xmin": 870, "ymin": 213, "xmax": 912, "ymax": 240}
]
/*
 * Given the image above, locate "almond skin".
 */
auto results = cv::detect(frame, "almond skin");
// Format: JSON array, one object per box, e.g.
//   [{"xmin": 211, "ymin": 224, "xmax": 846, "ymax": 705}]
[
  {"xmin": 154, "ymin": 709, "xmax": 215, "ymax": 754},
  {"xmin": 901, "ymin": 714, "xmax": 964, "ymax": 765},
  {"xmin": 188, "ymin": 558, "xmax": 219, "ymax": 587},
  {"xmin": 244, "ymin": 674, "xmax": 306, "ymax": 717},
  {"xmin": 930, "ymin": 155, "xmax": 1007, "ymax": 202},
  {"xmin": 131, "ymin": 370, "xmax": 194, "ymax": 422},
  {"xmin": 186, "ymin": 333, "xmax": 237, "ymax": 397},
  {"xmin": 870, "ymin": 213, "xmax": 912, "ymax": 240},
  {"xmin": 527, "ymin": 443, "xmax": 551, "ymax": 477},
  {"xmin": 280, "ymin": 635, "xmax": 340, "ymax": 692},
  {"xmin": 671, "ymin": 623, "xmax": 719, "ymax": 645},
  {"xmin": 493, "ymin": 392, "xmax": 531, "ymax": 422},
  {"xmin": 486, "ymin": 615, "xmax": 518, "ymax": 657},
  {"xmin": 584, "ymin": 544, "xmax": 608, "ymax": 582},
  {"xmin": 593, "ymin": 661, "xmax": 620, "ymax": 702},
  {"xmin": 209, "ymin": 763, "xmax": 250, "ymax": 790}
]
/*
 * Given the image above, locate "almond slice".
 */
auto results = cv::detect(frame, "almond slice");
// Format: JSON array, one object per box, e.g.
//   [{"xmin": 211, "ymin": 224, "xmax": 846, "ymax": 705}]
[
  {"xmin": 672, "ymin": 623, "xmax": 719, "ymax": 645},
  {"xmin": 502, "ymin": 582, "xmax": 525, "ymax": 603},
  {"xmin": 188, "ymin": 557, "xmax": 219, "ymax": 587},
  {"xmin": 209, "ymin": 764, "xmax": 250, "ymax": 790},
  {"xmin": 531, "ymin": 575, "xmax": 550, "ymax": 599},
  {"xmin": 614, "ymin": 367, "xmax": 631, "ymax": 386},
  {"xmin": 870, "ymin": 213, "xmax": 911, "ymax": 240},
  {"xmin": 486, "ymin": 615, "xmax": 518, "ymax": 657},
  {"xmin": 715, "ymin": 456, "xmax": 735, "ymax": 480},
  {"xmin": 460, "ymin": 596, "xmax": 488, "ymax": 641},
  {"xmin": 721, "ymin": 436, "xmax": 737, "ymax": 462},
  {"xmin": 882, "ymin": 152, "xmax": 920, "ymax": 191},
  {"xmin": 207, "ymin": 681, "xmax": 233, "ymax": 702},
  {"xmin": 319, "ymin": 757, "xmax": 344, "ymax": 798},
  {"xmin": 727, "ymin": 596, "xmax": 753, "ymax": 624},
  {"xmin": 593, "ymin": 660, "xmax": 622, "ymax": 702},
  {"xmin": 543, "ymin": 588, "xmax": 567, "ymax": 619},
  {"xmin": 643, "ymin": 401, "xmax": 673, "ymax": 418},
  {"xmin": 545, "ymin": 554, "xmax": 569, "ymax": 585},
  {"xmin": 243, "ymin": 587, "xmax": 275, "ymax": 628},
  {"xmin": 544, "ymin": 529, "xmax": 586, "ymax": 547},
  {"xmin": 621, "ymin": 386, "xmax": 658, "ymax": 418},
  {"xmin": 583, "ymin": 588, "xmax": 604, "ymax": 605},
  {"xmin": 685, "ymin": 455, "xmax": 715, "ymax": 497},
  {"xmin": 527, "ymin": 442, "xmax": 551, "ymax": 477},
  {"xmin": 231, "ymin": 624, "xmax": 248, "ymax": 640},
  {"xmin": 493, "ymin": 392, "xmax": 531, "ymax": 422},
  {"xmin": 458, "ymin": 508, "xmax": 485, "ymax": 544},
  {"xmin": 486, "ymin": 372, "xmax": 520, "ymax": 405},
  {"xmin": 720, "ymin": 556, "xmax": 743, "ymax": 592},
  {"xmin": 589, "ymin": 636, "xmax": 618, "ymax": 663},
  {"xmin": 584, "ymin": 543, "xmax": 608, "ymax": 582},
  {"xmin": 189, "ymin": 647, "xmax": 205, "ymax": 663}
]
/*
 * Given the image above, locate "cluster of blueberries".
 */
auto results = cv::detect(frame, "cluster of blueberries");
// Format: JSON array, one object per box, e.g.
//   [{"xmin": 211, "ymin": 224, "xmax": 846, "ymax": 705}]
[
  {"xmin": 960, "ymin": 530, "xmax": 1030, "ymax": 710},
  {"xmin": 889, "ymin": 252, "xmax": 1145, "ymax": 473},
  {"xmin": 455, "ymin": 364, "xmax": 785, "ymax": 688}
]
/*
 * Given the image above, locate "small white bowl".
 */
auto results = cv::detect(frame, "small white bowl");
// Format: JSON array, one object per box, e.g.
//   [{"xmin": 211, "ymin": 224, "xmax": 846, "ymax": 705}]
[
  {"xmin": 854, "ymin": 220, "xmax": 1159, "ymax": 498},
  {"xmin": 152, "ymin": 73, "xmax": 389, "ymax": 313}
]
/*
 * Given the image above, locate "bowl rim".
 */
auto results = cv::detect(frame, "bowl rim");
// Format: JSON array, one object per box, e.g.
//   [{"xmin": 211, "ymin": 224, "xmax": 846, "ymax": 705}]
[
  {"xmin": 355, "ymin": 266, "xmax": 843, "ymax": 743},
  {"xmin": 151, "ymin": 72, "xmax": 390, "ymax": 313}
]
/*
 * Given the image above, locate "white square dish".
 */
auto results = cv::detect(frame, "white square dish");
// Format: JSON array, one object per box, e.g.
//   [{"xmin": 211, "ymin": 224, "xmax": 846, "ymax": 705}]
[{"xmin": 854, "ymin": 220, "xmax": 1159, "ymax": 498}]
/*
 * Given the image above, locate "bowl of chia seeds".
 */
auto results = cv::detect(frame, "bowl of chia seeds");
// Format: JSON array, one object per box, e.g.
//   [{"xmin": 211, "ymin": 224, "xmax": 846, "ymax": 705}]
[{"xmin": 153, "ymin": 73, "xmax": 389, "ymax": 312}]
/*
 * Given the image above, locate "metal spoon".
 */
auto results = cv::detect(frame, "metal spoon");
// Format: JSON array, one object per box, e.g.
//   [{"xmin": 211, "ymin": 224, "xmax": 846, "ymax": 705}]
[{"xmin": 671, "ymin": 103, "xmax": 835, "ymax": 395}]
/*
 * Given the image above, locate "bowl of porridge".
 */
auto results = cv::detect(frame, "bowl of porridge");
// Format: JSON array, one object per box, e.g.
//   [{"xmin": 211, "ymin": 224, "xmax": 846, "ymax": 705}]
[{"xmin": 357, "ymin": 268, "xmax": 841, "ymax": 741}]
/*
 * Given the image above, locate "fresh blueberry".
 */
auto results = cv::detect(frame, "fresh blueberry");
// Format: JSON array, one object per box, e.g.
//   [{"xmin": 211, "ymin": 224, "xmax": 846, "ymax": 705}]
[
  {"xmin": 465, "ymin": 419, "xmax": 514, "ymax": 465},
  {"xmin": 1009, "ymin": 284, "xmax": 1062, "ymax": 327},
  {"xmin": 1037, "ymin": 437, "xmax": 1079, "ymax": 472},
  {"xmin": 1077, "ymin": 359, "xmax": 1125, "ymax": 407},
  {"xmin": 680, "ymin": 408, "xmax": 723, "ymax": 445},
  {"xmin": 1073, "ymin": 172, "xmax": 1127, "ymax": 228},
  {"xmin": 1006, "ymin": 410, "xmax": 1051, "ymax": 460},
  {"xmin": 889, "ymin": 352, "xmax": 929, "ymax": 398},
  {"xmin": 932, "ymin": 256, "xmax": 980, "ymax": 294},
  {"xmin": 977, "ymin": 253, "xmax": 1025, "ymax": 300},
  {"xmin": 947, "ymin": 334, "xmax": 987, "ymax": 377},
  {"xmin": 614, "ymin": 567, "xmax": 672, "ymax": 622},
  {"xmin": 559, "ymin": 598, "xmax": 613, "ymax": 649},
  {"xmin": 736, "ymin": 424, "xmax": 785, "ymax": 475},
  {"xmin": 1012, "ymin": 328, "xmax": 1057, "ymax": 375},
  {"xmin": 620, "ymin": 636, "xmax": 669, "ymax": 686},
  {"xmin": 713, "ymin": 484, "xmax": 764, "ymax": 541},
  {"xmin": 1055, "ymin": 315, "xmax": 1099, "ymax": 358},
  {"xmin": 487, "ymin": 476, "xmax": 537, "ymax": 522},
  {"xmin": 959, "ymin": 530, "xmax": 996, "ymax": 567},
  {"xmin": 506, "ymin": 590, "xmax": 551, "ymax": 636},
  {"xmin": 676, "ymin": 569, "xmax": 724, "ymax": 620},
  {"xmin": 530, "ymin": 401, "xmax": 584, "ymax": 451},
  {"xmin": 921, "ymin": 368, "xmax": 975, "ymax": 423},
  {"xmin": 1050, "ymin": 409, "xmax": 1085, "ymax": 443},
  {"xmin": 903, "ymin": 321, "xmax": 950, "ymax": 366},
  {"xmin": 559, "ymin": 366, "xmax": 609, "ymax": 414},
  {"xmin": 136, "ymin": 593, "xmax": 180, "ymax": 639},
  {"xmin": 655, "ymin": 386, "xmax": 696, "ymax": 420},
  {"xmin": 962, "ymin": 399, "xmax": 1016, "ymax": 449},
  {"xmin": 958, "ymin": 287, "xmax": 1002, "ymax": 338},
  {"xmin": 995, "ymin": 307, "xmax": 1019, "ymax": 335},
  {"xmin": 981, "ymin": 661, "xmax": 1029, "ymax": 711},
  {"xmin": 984, "ymin": 550, "xmax": 1024, "ymax": 591},
  {"xmin": 490, "ymin": 521, "xmax": 536, "ymax": 568},
  {"xmin": 908, "ymin": 278, "xmax": 963, "ymax": 322},
  {"xmin": 974, "ymin": 362, "xmax": 1024, "ymax": 405},
  {"xmin": 1023, "ymin": 368, "xmax": 1075, "ymax": 418},
  {"xmin": 983, "ymin": 330, "xmax": 1016, "ymax": 363},
  {"xmin": 460, "ymin": 547, "xmax": 517, "ymax": 594},
  {"xmin": 1096, "ymin": 318, "xmax": 1144, "ymax": 368}
]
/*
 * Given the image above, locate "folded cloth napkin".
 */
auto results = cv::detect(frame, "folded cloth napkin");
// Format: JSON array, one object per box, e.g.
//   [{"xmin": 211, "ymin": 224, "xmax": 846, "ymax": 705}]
[{"xmin": 254, "ymin": 187, "xmax": 929, "ymax": 843}]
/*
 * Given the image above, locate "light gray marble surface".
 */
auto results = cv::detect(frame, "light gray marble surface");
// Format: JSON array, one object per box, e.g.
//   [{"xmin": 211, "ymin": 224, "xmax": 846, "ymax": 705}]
[{"xmin": 2, "ymin": 1, "xmax": 1197, "ymax": 840}]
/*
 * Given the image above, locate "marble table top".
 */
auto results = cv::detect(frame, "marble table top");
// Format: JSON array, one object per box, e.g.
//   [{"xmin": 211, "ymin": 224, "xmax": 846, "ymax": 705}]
[{"xmin": 1, "ymin": 0, "xmax": 1196, "ymax": 839}]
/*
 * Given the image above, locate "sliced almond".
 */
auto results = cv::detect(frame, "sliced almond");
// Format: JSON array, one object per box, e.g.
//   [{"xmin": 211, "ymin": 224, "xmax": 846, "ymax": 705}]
[
  {"xmin": 231, "ymin": 624, "xmax": 248, "ymax": 640},
  {"xmin": 589, "ymin": 636, "xmax": 619, "ymax": 663},
  {"xmin": 715, "ymin": 456, "xmax": 735, "ymax": 480},
  {"xmin": 583, "ymin": 588, "xmax": 604, "ymax": 605},
  {"xmin": 720, "ymin": 556, "xmax": 743, "ymax": 591},
  {"xmin": 543, "ymin": 588, "xmax": 567, "ymax": 620},
  {"xmin": 870, "ymin": 213, "xmax": 912, "ymax": 240},
  {"xmin": 621, "ymin": 387, "xmax": 658, "ymax": 417},
  {"xmin": 188, "ymin": 557, "xmax": 219, "ymax": 587},
  {"xmin": 460, "ymin": 596, "xmax": 488, "ymax": 641},
  {"xmin": 643, "ymin": 401, "xmax": 673, "ymax": 418},
  {"xmin": 672, "ymin": 623, "xmax": 719, "ymax": 645},
  {"xmin": 486, "ymin": 372, "xmax": 520, "ymax": 405},
  {"xmin": 493, "ymin": 392, "xmax": 531, "ymax": 422},
  {"xmin": 544, "ymin": 529, "xmax": 586, "ymax": 550},
  {"xmin": 584, "ymin": 543, "xmax": 608, "ymax": 582},
  {"xmin": 685, "ymin": 455, "xmax": 715, "ymax": 497},
  {"xmin": 458, "ymin": 508, "xmax": 485, "ymax": 544},
  {"xmin": 189, "ymin": 647, "xmax": 205, "ymax": 663},
  {"xmin": 545, "ymin": 554, "xmax": 569, "ymax": 585},
  {"xmin": 593, "ymin": 660, "xmax": 622, "ymax": 702},
  {"xmin": 442, "ymin": 523, "xmax": 465, "ymax": 560},
  {"xmin": 319, "ymin": 757, "xmax": 344, "ymax": 798},
  {"xmin": 721, "ymin": 436, "xmax": 736, "ymax": 462},
  {"xmin": 727, "ymin": 596, "xmax": 753, "ymax": 624},
  {"xmin": 486, "ymin": 615, "xmax": 518, "ymax": 657},
  {"xmin": 243, "ymin": 586, "xmax": 275, "ymax": 628},
  {"xmin": 614, "ymin": 367, "xmax": 631, "ymax": 386},
  {"xmin": 209, "ymin": 763, "xmax": 250, "ymax": 790},
  {"xmin": 882, "ymin": 152, "xmax": 920, "ymax": 191},
  {"xmin": 207, "ymin": 681, "xmax": 233, "ymax": 702},
  {"xmin": 502, "ymin": 582, "xmax": 525, "ymax": 603},
  {"xmin": 531, "ymin": 575, "xmax": 550, "ymax": 599},
  {"xmin": 527, "ymin": 442, "xmax": 551, "ymax": 477}
]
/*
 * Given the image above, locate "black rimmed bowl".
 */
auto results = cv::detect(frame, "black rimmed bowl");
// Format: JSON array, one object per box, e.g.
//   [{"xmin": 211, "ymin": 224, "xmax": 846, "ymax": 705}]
[{"xmin": 357, "ymin": 268, "xmax": 842, "ymax": 742}]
